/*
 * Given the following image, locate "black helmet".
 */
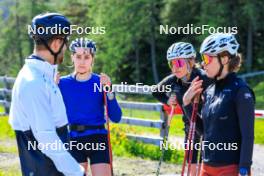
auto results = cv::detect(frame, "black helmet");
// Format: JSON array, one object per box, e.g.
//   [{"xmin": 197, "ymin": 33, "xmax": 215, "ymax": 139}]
[
  {"xmin": 29, "ymin": 13, "xmax": 71, "ymax": 64},
  {"xmin": 29, "ymin": 12, "xmax": 71, "ymax": 41}
]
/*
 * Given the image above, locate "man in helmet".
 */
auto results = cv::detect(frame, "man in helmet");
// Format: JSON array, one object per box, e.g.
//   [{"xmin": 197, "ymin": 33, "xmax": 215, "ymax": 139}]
[
  {"xmin": 183, "ymin": 33, "xmax": 255, "ymax": 176},
  {"xmin": 152, "ymin": 42, "xmax": 213, "ymax": 175},
  {"xmin": 9, "ymin": 13, "xmax": 85, "ymax": 176}
]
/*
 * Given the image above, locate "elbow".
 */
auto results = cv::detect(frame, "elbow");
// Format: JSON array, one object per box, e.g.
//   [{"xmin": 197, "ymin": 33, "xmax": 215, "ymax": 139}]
[
  {"xmin": 114, "ymin": 109, "xmax": 122, "ymax": 123},
  {"xmin": 110, "ymin": 107, "xmax": 122, "ymax": 123}
]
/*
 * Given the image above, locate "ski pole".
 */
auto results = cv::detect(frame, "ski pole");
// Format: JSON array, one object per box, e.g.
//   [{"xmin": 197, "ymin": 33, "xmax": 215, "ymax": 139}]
[
  {"xmin": 181, "ymin": 95, "xmax": 200, "ymax": 176},
  {"xmin": 156, "ymin": 104, "xmax": 175, "ymax": 176},
  {"xmin": 103, "ymin": 91, "xmax": 114, "ymax": 176},
  {"xmin": 196, "ymin": 136, "xmax": 203, "ymax": 176}
]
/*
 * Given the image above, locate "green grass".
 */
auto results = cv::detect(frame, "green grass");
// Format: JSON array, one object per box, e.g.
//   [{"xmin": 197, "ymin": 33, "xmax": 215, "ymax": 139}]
[
  {"xmin": 0, "ymin": 115, "xmax": 15, "ymax": 140},
  {"xmin": 0, "ymin": 145, "xmax": 17, "ymax": 153},
  {"xmin": 254, "ymin": 118, "xmax": 264, "ymax": 144},
  {"xmin": 115, "ymin": 108, "xmax": 184, "ymax": 136},
  {"xmin": 253, "ymin": 81, "xmax": 264, "ymax": 109},
  {"xmin": 0, "ymin": 169, "xmax": 21, "ymax": 176}
]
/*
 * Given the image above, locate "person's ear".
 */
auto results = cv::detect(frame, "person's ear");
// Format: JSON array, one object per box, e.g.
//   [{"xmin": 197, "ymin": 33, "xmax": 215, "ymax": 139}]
[{"xmin": 221, "ymin": 55, "xmax": 229, "ymax": 65}]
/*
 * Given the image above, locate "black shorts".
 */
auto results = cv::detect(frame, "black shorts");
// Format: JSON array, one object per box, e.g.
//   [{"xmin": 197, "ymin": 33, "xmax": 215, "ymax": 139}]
[
  {"xmin": 15, "ymin": 125, "xmax": 68, "ymax": 176},
  {"xmin": 69, "ymin": 134, "xmax": 110, "ymax": 165}
]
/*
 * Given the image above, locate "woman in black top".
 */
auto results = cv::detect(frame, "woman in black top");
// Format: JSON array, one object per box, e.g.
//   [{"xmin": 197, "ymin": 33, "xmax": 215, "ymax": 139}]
[
  {"xmin": 183, "ymin": 33, "xmax": 255, "ymax": 176},
  {"xmin": 152, "ymin": 42, "xmax": 213, "ymax": 175}
]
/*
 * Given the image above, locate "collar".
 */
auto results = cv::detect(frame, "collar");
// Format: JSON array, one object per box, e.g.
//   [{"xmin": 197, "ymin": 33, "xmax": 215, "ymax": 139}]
[
  {"xmin": 25, "ymin": 54, "xmax": 57, "ymax": 80},
  {"xmin": 215, "ymin": 72, "xmax": 236, "ymax": 87}
]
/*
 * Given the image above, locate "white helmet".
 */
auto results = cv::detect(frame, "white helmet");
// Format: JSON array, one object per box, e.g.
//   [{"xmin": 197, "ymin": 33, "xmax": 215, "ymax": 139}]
[
  {"xmin": 200, "ymin": 33, "xmax": 239, "ymax": 55},
  {"xmin": 167, "ymin": 42, "xmax": 196, "ymax": 61}
]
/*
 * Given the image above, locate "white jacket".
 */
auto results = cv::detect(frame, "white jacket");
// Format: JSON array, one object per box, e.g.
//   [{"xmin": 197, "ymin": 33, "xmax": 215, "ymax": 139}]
[{"xmin": 9, "ymin": 57, "xmax": 84, "ymax": 176}]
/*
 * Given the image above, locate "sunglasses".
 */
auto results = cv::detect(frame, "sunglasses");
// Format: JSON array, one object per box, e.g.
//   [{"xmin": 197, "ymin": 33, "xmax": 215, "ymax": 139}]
[
  {"xmin": 168, "ymin": 58, "xmax": 186, "ymax": 69},
  {"xmin": 201, "ymin": 54, "xmax": 214, "ymax": 65}
]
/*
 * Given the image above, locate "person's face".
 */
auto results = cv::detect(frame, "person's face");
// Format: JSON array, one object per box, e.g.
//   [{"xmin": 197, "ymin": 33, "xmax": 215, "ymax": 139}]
[
  {"xmin": 169, "ymin": 58, "xmax": 189, "ymax": 79},
  {"xmin": 72, "ymin": 48, "xmax": 93, "ymax": 74},
  {"xmin": 202, "ymin": 54, "xmax": 220, "ymax": 78}
]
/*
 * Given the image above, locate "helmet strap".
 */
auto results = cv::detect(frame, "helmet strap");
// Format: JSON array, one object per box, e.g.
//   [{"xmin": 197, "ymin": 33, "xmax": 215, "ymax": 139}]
[
  {"xmin": 40, "ymin": 37, "xmax": 67, "ymax": 64},
  {"xmin": 214, "ymin": 55, "xmax": 224, "ymax": 80},
  {"xmin": 181, "ymin": 61, "xmax": 192, "ymax": 83}
]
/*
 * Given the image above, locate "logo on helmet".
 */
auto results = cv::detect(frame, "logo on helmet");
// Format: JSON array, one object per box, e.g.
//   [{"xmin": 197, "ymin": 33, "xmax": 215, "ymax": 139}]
[{"xmin": 219, "ymin": 36, "xmax": 233, "ymax": 45}]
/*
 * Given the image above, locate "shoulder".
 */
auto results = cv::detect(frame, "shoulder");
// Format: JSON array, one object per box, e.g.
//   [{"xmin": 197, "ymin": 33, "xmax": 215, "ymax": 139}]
[
  {"xmin": 231, "ymin": 75, "xmax": 249, "ymax": 90},
  {"xmin": 91, "ymin": 73, "xmax": 101, "ymax": 81},
  {"xmin": 159, "ymin": 74, "xmax": 177, "ymax": 85},
  {"xmin": 15, "ymin": 74, "xmax": 48, "ymax": 100},
  {"xmin": 234, "ymin": 77, "xmax": 255, "ymax": 102},
  {"xmin": 60, "ymin": 74, "xmax": 73, "ymax": 82},
  {"xmin": 193, "ymin": 68, "xmax": 207, "ymax": 80},
  {"xmin": 193, "ymin": 68, "xmax": 214, "ymax": 87},
  {"xmin": 59, "ymin": 74, "xmax": 74, "ymax": 87}
]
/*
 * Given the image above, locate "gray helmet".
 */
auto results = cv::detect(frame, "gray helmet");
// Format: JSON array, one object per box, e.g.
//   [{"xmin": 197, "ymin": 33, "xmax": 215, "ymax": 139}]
[
  {"xmin": 200, "ymin": 33, "xmax": 239, "ymax": 55},
  {"xmin": 167, "ymin": 42, "xmax": 196, "ymax": 61}
]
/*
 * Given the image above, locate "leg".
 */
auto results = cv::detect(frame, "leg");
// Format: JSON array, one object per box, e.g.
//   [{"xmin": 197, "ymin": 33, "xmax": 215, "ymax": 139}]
[
  {"xmin": 91, "ymin": 163, "xmax": 111, "ymax": 176},
  {"xmin": 199, "ymin": 163, "xmax": 210, "ymax": 176},
  {"xmin": 89, "ymin": 134, "xmax": 111, "ymax": 176},
  {"xmin": 190, "ymin": 164, "xmax": 201, "ymax": 176},
  {"xmin": 15, "ymin": 130, "xmax": 63, "ymax": 176},
  {"xmin": 217, "ymin": 165, "xmax": 238, "ymax": 176},
  {"xmin": 81, "ymin": 162, "xmax": 89, "ymax": 175}
]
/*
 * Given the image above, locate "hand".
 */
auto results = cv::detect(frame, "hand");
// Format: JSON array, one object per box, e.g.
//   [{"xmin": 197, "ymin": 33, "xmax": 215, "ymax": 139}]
[
  {"xmin": 100, "ymin": 73, "xmax": 111, "ymax": 86},
  {"xmin": 54, "ymin": 72, "xmax": 60, "ymax": 85},
  {"xmin": 183, "ymin": 76, "xmax": 203, "ymax": 106},
  {"xmin": 167, "ymin": 94, "xmax": 177, "ymax": 106}
]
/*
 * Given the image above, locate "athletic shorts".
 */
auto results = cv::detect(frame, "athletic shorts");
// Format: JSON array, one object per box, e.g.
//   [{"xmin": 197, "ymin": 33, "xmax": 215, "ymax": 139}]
[
  {"xmin": 15, "ymin": 125, "xmax": 68, "ymax": 176},
  {"xmin": 69, "ymin": 134, "xmax": 110, "ymax": 165},
  {"xmin": 200, "ymin": 163, "xmax": 239, "ymax": 176}
]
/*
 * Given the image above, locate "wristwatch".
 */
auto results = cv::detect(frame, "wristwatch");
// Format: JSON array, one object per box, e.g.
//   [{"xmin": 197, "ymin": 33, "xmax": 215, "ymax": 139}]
[
  {"xmin": 239, "ymin": 167, "xmax": 249, "ymax": 176},
  {"xmin": 107, "ymin": 92, "xmax": 115, "ymax": 100}
]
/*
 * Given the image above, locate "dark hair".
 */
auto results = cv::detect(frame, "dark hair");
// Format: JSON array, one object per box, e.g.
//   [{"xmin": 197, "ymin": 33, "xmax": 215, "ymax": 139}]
[
  {"xmin": 218, "ymin": 51, "xmax": 242, "ymax": 72},
  {"xmin": 34, "ymin": 35, "xmax": 66, "ymax": 51}
]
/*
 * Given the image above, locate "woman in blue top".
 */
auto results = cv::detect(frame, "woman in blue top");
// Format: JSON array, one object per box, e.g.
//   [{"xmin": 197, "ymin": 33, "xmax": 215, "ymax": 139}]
[{"xmin": 59, "ymin": 37, "xmax": 122, "ymax": 176}]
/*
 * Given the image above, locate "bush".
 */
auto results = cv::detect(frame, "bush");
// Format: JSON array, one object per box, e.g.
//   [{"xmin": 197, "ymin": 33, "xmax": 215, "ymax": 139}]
[{"xmin": 110, "ymin": 125, "xmax": 184, "ymax": 164}]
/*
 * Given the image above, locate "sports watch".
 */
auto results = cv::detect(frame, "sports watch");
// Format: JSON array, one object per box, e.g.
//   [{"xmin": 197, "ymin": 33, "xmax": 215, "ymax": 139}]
[{"xmin": 239, "ymin": 167, "xmax": 249, "ymax": 176}]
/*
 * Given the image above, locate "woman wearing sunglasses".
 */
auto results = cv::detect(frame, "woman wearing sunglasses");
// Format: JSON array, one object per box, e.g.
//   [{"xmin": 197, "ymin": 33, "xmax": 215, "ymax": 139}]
[
  {"xmin": 183, "ymin": 33, "xmax": 255, "ymax": 176},
  {"xmin": 152, "ymin": 42, "xmax": 213, "ymax": 175},
  {"xmin": 58, "ymin": 38, "xmax": 122, "ymax": 176}
]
